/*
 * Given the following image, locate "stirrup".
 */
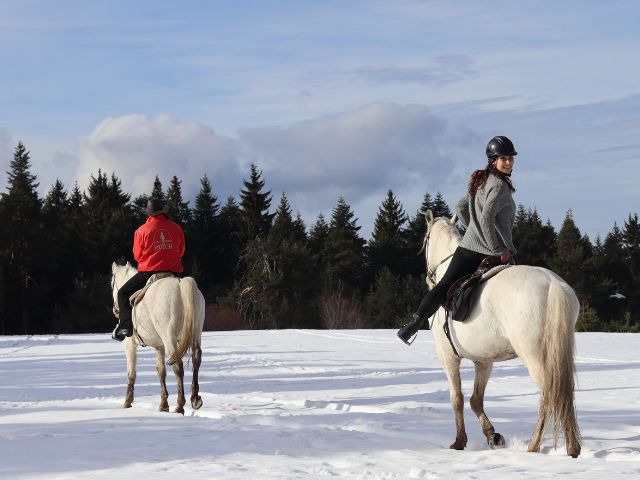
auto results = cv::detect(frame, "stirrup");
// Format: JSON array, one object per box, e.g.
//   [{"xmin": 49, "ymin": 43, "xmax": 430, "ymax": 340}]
[{"xmin": 397, "ymin": 328, "xmax": 418, "ymax": 345}]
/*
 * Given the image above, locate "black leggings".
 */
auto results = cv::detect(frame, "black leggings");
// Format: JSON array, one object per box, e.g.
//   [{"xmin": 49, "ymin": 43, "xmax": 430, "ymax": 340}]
[
  {"xmin": 117, "ymin": 272, "xmax": 155, "ymax": 328},
  {"xmin": 416, "ymin": 247, "xmax": 487, "ymax": 320}
]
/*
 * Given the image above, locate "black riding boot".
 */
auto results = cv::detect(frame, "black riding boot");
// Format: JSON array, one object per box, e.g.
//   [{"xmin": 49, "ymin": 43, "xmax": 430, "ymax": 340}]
[
  {"xmin": 113, "ymin": 299, "xmax": 134, "ymax": 341},
  {"xmin": 112, "ymin": 318, "xmax": 133, "ymax": 342},
  {"xmin": 112, "ymin": 271, "xmax": 153, "ymax": 342},
  {"xmin": 397, "ymin": 313, "xmax": 428, "ymax": 345}
]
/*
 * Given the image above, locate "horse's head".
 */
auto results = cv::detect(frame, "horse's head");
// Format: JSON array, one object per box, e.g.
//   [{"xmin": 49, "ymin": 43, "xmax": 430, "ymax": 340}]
[
  {"xmin": 111, "ymin": 262, "xmax": 136, "ymax": 318},
  {"xmin": 423, "ymin": 210, "xmax": 461, "ymax": 287}
]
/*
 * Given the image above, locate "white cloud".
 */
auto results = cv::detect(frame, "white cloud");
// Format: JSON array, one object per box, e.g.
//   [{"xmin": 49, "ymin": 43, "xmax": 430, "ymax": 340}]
[
  {"xmin": 75, "ymin": 113, "xmax": 242, "ymax": 200},
  {"xmin": 239, "ymin": 102, "xmax": 473, "ymax": 227}
]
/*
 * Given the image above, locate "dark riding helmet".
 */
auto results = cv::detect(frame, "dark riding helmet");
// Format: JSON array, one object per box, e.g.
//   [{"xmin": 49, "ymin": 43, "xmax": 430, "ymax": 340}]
[
  {"xmin": 486, "ymin": 136, "xmax": 517, "ymax": 158},
  {"xmin": 145, "ymin": 198, "xmax": 165, "ymax": 216}
]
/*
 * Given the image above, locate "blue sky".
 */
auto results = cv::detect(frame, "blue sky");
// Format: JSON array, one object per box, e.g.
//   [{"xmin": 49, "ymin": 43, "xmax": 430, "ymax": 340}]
[{"xmin": 1, "ymin": 0, "xmax": 639, "ymax": 239}]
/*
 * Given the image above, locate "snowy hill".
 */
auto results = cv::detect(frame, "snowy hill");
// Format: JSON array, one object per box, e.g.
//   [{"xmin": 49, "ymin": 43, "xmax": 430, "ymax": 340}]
[{"xmin": 1, "ymin": 330, "xmax": 639, "ymax": 479}]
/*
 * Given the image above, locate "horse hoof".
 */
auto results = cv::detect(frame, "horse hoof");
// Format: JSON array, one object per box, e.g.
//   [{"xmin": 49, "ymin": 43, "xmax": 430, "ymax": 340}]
[
  {"xmin": 123, "ymin": 402, "xmax": 132, "ymax": 409},
  {"xmin": 489, "ymin": 433, "xmax": 505, "ymax": 448},
  {"xmin": 159, "ymin": 405, "xmax": 169, "ymax": 412},
  {"xmin": 449, "ymin": 441, "xmax": 466, "ymax": 450},
  {"xmin": 174, "ymin": 407, "xmax": 185, "ymax": 415},
  {"xmin": 191, "ymin": 396, "xmax": 203, "ymax": 410}
]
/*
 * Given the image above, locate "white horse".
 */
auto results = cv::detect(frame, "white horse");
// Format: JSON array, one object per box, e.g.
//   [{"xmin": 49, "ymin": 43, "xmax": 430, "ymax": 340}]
[
  {"xmin": 421, "ymin": 211, "xmax": 581, "ymax": 457},
  {"xmin": 110, "ymin": 262, "xmax": 206, "ymax": 414}
]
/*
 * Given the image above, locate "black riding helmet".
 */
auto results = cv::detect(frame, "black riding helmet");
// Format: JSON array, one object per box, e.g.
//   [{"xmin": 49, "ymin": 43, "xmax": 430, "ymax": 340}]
[{"xmin": 486, "ymin": 136, "xmax": 517, "ymax": 158}]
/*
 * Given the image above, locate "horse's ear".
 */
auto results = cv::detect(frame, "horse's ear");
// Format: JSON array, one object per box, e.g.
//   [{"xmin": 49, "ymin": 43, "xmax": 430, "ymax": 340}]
[
  {"xmin": 450, "ymin": 213, "xmax": 458, "ymax": 225},
  {"xmin": 112, "ymin": 262, "xmax": 118, "ymax": 273},
  {"xmin": 126, "ymin": 261, "xmax": 132, "ymax": 267},
  {"xmin": 425, "ymin": 209, "xmax": 434, "ymax": 225}
]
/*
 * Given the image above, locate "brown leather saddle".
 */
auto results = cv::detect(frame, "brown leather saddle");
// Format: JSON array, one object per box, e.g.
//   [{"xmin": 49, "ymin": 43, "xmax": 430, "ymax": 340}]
[{"xmin": 445, "ymin": 256, "xmax": 507, "ymax": 322}]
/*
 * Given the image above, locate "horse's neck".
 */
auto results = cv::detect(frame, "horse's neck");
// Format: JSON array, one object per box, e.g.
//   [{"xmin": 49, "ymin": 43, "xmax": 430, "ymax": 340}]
[
  {"xmin": 124, "ymin": 266, "xmax": 138, "ymax": 282},
  {"xmin": 433, "ymin": 230, "xmax": 459, "ymax": 262},
  {"xmin": 430, "ymin": 227, "xmax": 460, "ymax": 280}
]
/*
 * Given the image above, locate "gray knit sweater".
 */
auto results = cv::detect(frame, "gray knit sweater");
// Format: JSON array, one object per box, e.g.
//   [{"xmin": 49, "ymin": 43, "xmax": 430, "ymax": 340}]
[{"xmin": 455, "ymin": 173, "xmax": 517, "ymax": 256}]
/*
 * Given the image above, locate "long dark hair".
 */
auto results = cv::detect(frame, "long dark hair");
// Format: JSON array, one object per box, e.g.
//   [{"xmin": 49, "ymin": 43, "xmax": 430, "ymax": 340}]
[{"xmin": 468, "ymin": 159, "xmax": 516, "ymax": 196}]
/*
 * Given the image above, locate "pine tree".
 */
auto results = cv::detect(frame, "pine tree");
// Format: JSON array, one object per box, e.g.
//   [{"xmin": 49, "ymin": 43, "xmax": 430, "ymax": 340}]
[
  {"xmin": 241, "ymin": 193, "xmax": 317, "ymax": 329},
  {"xmin": 270, "ymin": 193, "xmax": 295, "ymax": 244},
  {"xmin": 151, "ymin": 175, "xmax": 165, "ymax": 203},
  {"xmin": 512, "ymin": 206, "xmax": 556, "ymax": 267},
  {"xmin": 365, "ymin": 267, "xmax": 420, "ymax": 329},
  {"xmin": 83, "ymin": 170, "xmax": 133, "ymax": 274},
  {"xmin": 551, "ymin": 210, "xmax": 592, "ymax": 320},
  {"xmin": 292, "ymin": 211, "xmax": 307, "ymax": 244},
  {"xmin": 189, "ymin": 175, "xmax": 220, "ymax": 295},
  {"xmin": 217, "ymin": 196, "xmax": 244, "ymax": 289},
  {"xmin": 322, "ymin": 197, "xmax": 366, "ymax": 295},
  {"xmin": 309, "ymin": 214, "xmax": 329, "ymax": 257},
  {"xmin": 0, "ymin": 142, "xmax": 43, "ymax": 333},
  {"xmin": 622, "ymin": 213, "xmax": 640, "ymax": 327},
  {"xmin": 622, "ymin": 213, "xmax": 640, "ymax": 278},
  {"xmin": 41, "ymin": 180, "xmax": 77, "ymax": 329},
  {"xmin": 239, "ymin": 164, "xmax": 274, "ymax": 242},
  {"xmin": 368, "ymin": 190, "xmax": 409, "ymax": 278},
  {"xmin": 165, "ymin": 175, "xmax": 191, "ymax": 227},
  {"xmin": 406, "ymin": 192, "xmax": 433, "ymax": 276},
  {"xmin": 431, "ymin": 192, "xmax": 452, "ymax": 218}
]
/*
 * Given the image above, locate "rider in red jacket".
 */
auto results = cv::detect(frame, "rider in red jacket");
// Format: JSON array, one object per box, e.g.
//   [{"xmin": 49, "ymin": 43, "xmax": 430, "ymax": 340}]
[{"xmin": 112, "ymin": 198, "xmax": 186, "ymax": 341}]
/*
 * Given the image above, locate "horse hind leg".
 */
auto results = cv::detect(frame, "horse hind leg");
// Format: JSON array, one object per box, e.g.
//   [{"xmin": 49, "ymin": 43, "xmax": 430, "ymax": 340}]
[
  {"xmin": 470, "ymin": 361, "xmax": 505, "ymax": 448},
  {"xmin": 523, "ymin": 355, "xmax": 546, "ymax": 453},
  {"xmin": 190, "ymin": 344, "xmax": 203, "ymax": 410},
  {"xmin": 155, "ymin": 347, "xmax": 169, "ymax": 412}
]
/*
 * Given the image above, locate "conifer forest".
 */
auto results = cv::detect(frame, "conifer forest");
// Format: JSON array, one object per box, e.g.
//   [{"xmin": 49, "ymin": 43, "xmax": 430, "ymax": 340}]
[{"xmin": 1, "ymin": 142, "xmax": 638, "ymax": 335}]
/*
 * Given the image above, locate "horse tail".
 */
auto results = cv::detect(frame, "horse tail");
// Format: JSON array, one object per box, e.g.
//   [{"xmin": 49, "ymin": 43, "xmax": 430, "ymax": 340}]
[
  {"xmin": 168, "ymin": 277, "xmax": 199, "ymax": 366},
  {"xmin": 540, "ymin": 277, "xmax": 582, "ymax": 454}
]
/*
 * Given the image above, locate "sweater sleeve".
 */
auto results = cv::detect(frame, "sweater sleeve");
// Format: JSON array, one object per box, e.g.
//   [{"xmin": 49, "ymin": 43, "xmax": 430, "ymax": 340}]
[
  {"xmin": 455, "ymin": 194, "xmax": 470, "ymax": 227},
  {"xmin": 479, "ymin": 182, "xmax": 509, "ymax": 255}
]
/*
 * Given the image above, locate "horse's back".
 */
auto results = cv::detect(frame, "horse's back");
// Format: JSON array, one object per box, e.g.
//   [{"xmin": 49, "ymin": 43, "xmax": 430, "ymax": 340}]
[{"xmin": 447, "ymin": 265, "xmax": 578, "ymax": 361}]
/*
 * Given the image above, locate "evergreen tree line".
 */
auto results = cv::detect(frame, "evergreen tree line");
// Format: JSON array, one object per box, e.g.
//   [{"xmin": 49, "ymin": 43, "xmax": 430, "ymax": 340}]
[{"xmin": 0, "ymin": 142, "xmax": 638, "ymax": 335}]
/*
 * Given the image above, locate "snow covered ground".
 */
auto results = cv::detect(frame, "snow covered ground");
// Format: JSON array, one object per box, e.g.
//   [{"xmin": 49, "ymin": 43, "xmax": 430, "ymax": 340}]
[{"xmin": 1, "ymin": 330, "xmax": 639, "ymax": 479}]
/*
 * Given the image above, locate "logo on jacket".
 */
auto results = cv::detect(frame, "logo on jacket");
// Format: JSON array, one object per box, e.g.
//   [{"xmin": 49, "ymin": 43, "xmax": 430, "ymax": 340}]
[{"xmin": 153, "ymin": 230, "xmax": 174, "ymax": 251}]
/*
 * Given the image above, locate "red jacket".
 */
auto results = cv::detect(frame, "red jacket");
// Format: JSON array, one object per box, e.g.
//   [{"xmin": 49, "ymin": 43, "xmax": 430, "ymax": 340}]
[{"xmin": 133, "ymin": 214, "xmax": 185, "ymax": 272}]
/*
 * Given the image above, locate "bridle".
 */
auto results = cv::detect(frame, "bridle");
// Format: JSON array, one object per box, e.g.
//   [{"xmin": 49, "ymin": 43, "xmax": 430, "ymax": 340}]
[{"xmin": 423, "ymin": 218, "xmax": 454, "ymax": 288}]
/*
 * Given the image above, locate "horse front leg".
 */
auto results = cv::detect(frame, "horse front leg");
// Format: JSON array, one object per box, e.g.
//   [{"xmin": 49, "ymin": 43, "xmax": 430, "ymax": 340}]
[
  {"xmin": 190, "ymin": 344, "xmax": 203, "ymax": 410},
  {"xmin": 171, "ymin": 359, "xmax": 186, "ymax": 415},
  {"xmin": 470, "ymin": 361, "xmax": 505, "ymax": 448},
  {"xmin": 442, "ymin": 355, "xmax": 467, "ymax": 450},
  {"xmin": 155, "ymin": 347, "xmax": 169, "ymax": 412},
  {"xmin": 123, "ymin": 339, "xmax": 137, "ymax": 408}
]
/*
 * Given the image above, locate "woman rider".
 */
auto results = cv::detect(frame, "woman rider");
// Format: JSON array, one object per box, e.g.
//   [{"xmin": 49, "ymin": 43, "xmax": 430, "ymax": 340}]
[{"xmin": 398, "ymin": 135, "xmax": 518, "ymax": 345}]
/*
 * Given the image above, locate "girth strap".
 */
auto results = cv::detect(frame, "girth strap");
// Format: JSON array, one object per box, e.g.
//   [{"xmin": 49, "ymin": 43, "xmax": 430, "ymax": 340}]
[{"xmin": 443, "ymin": 313, "xmax": 460, "ymax": 357}]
